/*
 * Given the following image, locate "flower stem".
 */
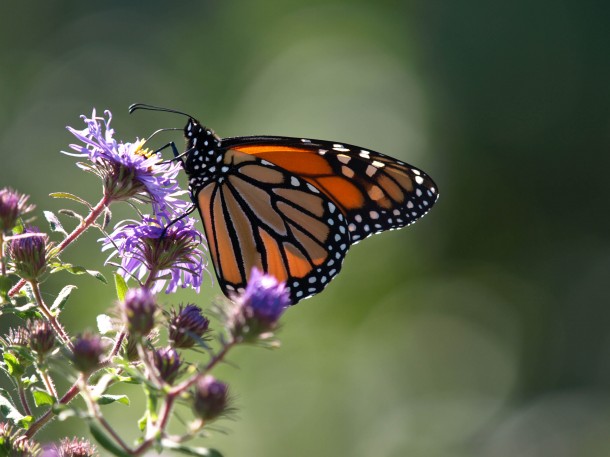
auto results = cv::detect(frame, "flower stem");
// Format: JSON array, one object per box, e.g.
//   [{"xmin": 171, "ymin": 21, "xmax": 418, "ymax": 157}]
[
  {"xmin": 8, "ymin": 195, "xmax": 112, "ymax": 297},
  {"xmin": 37, "ymin": 366, "xmax": 58, "ymax": 399},
  {"xmin": 29, "ymin": 281, "xmax": 73, "ymax": 350},
  {"xmin": 18, "ymin": 384, "xmax": 32, "ymax": 417}
]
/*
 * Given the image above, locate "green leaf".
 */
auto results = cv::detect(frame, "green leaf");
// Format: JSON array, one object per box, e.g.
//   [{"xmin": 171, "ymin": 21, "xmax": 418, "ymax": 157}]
[
  {"xmin": 49, "ymin": 192, "xmax": 92, "ymax": 208},
  {"xmin": 58, "ymin": 209, "xmax": 84, "ymax": 221},
  {"xmin": 49, "ymin": 262, "xmax": 107, "ymax": 283},
  {"xmin": 43, "ymin": 210, "xmax": 68, "ymax": 236},
  {"xmin": 32, "ymin": 389, "xmax": 56, "ymax": 407},
  {"xmin": 97, "ymin": 394, "xmax": 130, "ymax": 406},
  {"xmin": 0, "ymin": 388, "xmax": 33, "ymax": 428},
  {"xmin": 114, "ymin": 273, "xmax": 128, "ymax": 301},
  {"xmin": 89, "ymin": 422, "xmax": 131, "ymax": 457},
  {"xmin": 3, "ymin": 352, "xmax": 24, "ymax": 377},
  {"xmin": 50, "ymin": 285, "xmax": 77, "ymax": 313},
  {"xmin": 160, "ymin": 440, "xmax": 223, "ymax": 457},
  {"xmin": 0, "ymin": 302, "xmax": 41, "ymax": 320}
]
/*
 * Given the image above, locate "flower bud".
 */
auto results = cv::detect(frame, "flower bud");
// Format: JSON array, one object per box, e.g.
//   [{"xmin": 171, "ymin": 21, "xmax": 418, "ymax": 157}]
[
  {"xmin": 0, "ymin": 187, "xmax": 35, "ymax": 234},
  {"xmin": 168, "ymin": 304, "xmax": 210, "ymax": 348},
  {"xmin": 153, "ymin": 346, "xmax": 182, "ymax": 384},
  {"xmin": 0, "ymin": 422, "xmax": 40, "ymax": 456},
  {"xmin": 28, "ymin": 320, "xmax": 56, "ymax": 357},
  {"xmin": 7, "ymin": 229, "xmax": 48, "ymax": 281},
  {"xmin": 71, "ymin": 332, "xmax": 106, "ymax": 373},
  {"xmin": 121, "ymin": 287, "xmax": 157, "ymax": 336},
  {"xmin": 229, "ymin": 268, "xmax": 290, "ymax": 342},
  {"xmin": 4, "ymin": 326, "xmax": 32, "ymax": 374},
  {"xmin": 55, "ymin": 437, "xmax": 97, "ymax": 457},
  {"xmin": 192, "ymin": 375, "xmax": 229, "ymax": 421}
]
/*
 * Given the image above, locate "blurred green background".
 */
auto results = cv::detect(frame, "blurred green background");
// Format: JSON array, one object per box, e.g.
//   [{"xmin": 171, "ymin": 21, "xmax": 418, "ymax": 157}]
[{"xmin": 2, "ymin": 1, "xmax": 610, "ymax": 456}]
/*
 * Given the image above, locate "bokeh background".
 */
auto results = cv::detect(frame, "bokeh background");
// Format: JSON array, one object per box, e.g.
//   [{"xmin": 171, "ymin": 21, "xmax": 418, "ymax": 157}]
[{"xmin": 2, "ymin": 1, "xmax": 610, "ymax": 456}]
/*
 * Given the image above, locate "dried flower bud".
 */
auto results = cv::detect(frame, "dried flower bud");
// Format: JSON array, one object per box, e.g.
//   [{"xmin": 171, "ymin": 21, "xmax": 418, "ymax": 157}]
[
  {"xmin": 153, "ymin": 346, "xmax": 182, "ymax": 384},
  {"xmin": 192, "ymin": 375, "xmax": 229, "ymax": 421},
  {"xmin": 7, "ymin": 229, "xmax": 48, "ymax": 281},
  {"xmin": 168, "ymin": 304, "xmax": 210, "ymax": 348},
  {"xmin": 71, "ymin": 332, "xmax": 106, "ymax": 373},
  {"xmin": 4, "ymin": 326, "xmax": 32, "ymax": 373},
  {"xmin": 228, "ymin": 268, "xmax": 290, "ymax": 342},
  {"xmin": 28, "ymin": 320, "xmax": 56, "ymax": 357},
  {"xmin": 56, "ymin": 437, "xmax": 97, "ymax": 457},
  {"xmin": 0, "ymin": 187, "xmax": 35, "ymax": 234},
  {"xmin": 121, "ymin": 287, "xmax": 157, "ymax": 336},
  {"xmin": 0, "ymin": 421, "xmax": 41, "ymax": 456}
]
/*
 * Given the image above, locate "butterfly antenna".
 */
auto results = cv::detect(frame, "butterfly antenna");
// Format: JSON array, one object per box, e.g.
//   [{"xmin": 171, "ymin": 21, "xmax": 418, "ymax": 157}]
[
  {"xmin": 129, "ymin": 103, "xmax": 195, "ymax": 119},
  {"xmin": 145, "ymin": 127, "xmax": 182, "ymax": 143}
]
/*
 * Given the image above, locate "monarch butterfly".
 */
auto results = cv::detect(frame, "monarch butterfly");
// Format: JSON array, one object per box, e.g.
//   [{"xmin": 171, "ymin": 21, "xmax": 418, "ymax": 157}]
[{"xmin": 130, "ymin": 104, "xmax": 439, "ymax": 304}]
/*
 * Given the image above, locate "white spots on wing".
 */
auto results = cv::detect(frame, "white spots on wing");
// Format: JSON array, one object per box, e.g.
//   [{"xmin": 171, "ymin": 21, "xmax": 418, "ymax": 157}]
[
  {"xmin": 337, "ymin": 154, "xmax": 351, "ymax": 164},
  {"xmin": 354, "ymin": 214, "xmax": 362, "ymax": 223},
  {"xmin": 416, "ymin": 188, "xmax": 423, "ymax": 197},
  {"xmin": 221, "ymin": 166, "xmax": 229, "ymax": 173},
  {"xmin": 328, "ymin": 203, "xmax": 336, "ymax": 213},
  {"xmin": 301, "ymin": 138, "xmax": 311, "ymax": 143},
  {"xmin": 333, "ymin": 144, "xmax": 350, "ymax": 152},
  {"xmin": 372, "ymin": 160, "xmax": 385, "ymax": 168},
  {"xmin": 393, "ymin": 209, "xmax": 400, "ymax": 216},
  {"xmin": 407, "ymin": 201, "xmax": 414, "ymax": 209},
  {"xmin": 348, "ymin": 223, "xmax": 357, "ymax": 232},
  {"xmin": 412, "ymin": 169, "xmax": 421, "ymax": 175},
  {"xmin": 261, "ymin": 159, "xmax": 274, "ymax": 167},
  {"xmin": 306, "ymin": 183, "xmax": 320, "ymax": 193},
  {"xmin": 291, "ymin": 176, "xmax": 300, "ymax": 186},
  {"xmin": 319, "ymin": 149, "xmax": 328, "ymax": 155},
  {"xmin": 415, "ymin": 175, "xmax": 424, "ymax": 185},
  {"xmin": 369, "ymin": 211, "xmax": 379, "ymax": 219},
  {"xmin": 359, "ymin": 150, "xmax": 370, "ymax": 159}
]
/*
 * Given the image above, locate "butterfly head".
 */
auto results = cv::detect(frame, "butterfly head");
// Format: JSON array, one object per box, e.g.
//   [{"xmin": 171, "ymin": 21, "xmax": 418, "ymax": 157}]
[{"xmin": 182, "ymin": 118, "xmax": 224, "ymax": 193}]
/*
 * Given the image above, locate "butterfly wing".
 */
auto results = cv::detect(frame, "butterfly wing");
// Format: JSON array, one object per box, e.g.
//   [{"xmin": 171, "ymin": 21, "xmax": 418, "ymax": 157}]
[
  {"xmin": 222, "ymin": 136, "xmax": 439, "ymax": 243},
  {"xmin": 194, "ymin": 147, "xmax": 351, "ymax": 304}
]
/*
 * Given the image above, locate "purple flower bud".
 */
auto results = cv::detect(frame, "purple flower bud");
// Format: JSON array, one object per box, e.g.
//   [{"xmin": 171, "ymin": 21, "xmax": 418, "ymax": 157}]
[
  {"xmin": 229, "ymin": 268, "xmax": 290, "ymax": 342},
  {"xmin": 121, "ymin": 287, "xmax": 157, "ymax": 336},
  {"xmin": 0, "ymin": 187, "xmax": 35, "ymax": 234},
  {"xmin": 153, "ymin": 346, "xmax": 182, "ymax": 384},
  {"xmin": 28, "ymin": 320, "xmax": 56, "ymax": 357},
  {"xmin": 7, "ymin": 229, "xmax": 48, "ymax": 281},
  {"xmin": 71, "ymin": 332, "xmax": 106, "ymax": 373},
  {"xmin": 169, "ymin": 304, "xmax": 210, "ymax": 348},
  {"xmin": 192, "ymin": 375, "xmax": 229, "ymax": 421},
  {"xmin": 0, "ymin": 422, "xmax": 40, "ymax": 456}
]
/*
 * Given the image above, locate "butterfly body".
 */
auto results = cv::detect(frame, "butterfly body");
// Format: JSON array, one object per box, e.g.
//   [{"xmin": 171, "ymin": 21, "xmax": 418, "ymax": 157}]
[{"xmin": 179, "ymin": 117, "xmax": 439, "ymax": 304}]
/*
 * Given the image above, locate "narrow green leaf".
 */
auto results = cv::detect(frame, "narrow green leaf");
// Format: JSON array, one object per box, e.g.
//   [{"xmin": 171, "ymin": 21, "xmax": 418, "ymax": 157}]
[
  {"xmin": 114, "ymin": 273, "xmax": 128, "ymax": 301},
  {"xmin": 97, "ymin": 394, "xmax": 130, "ymax": 406},
  {"xmin": 160, "ymin": 440, "xmax": 224, "ymax": 457},
  {"xmin": 49, "ymin": 192, "xmax": 92, "ymax": 208},
  {"xmin": 0, "ymin": 302, "xmax": 41, "ymax": 320},
  {"xmin": 89, "ymin": 422, "xmax": 131, "ymax": 457},
  {"xmin": 50, "ymin": 262, "xmax": 107, "ymax": 283},
  {"xmin": 58, "ymin": 209, "xmax": 84, "ymax": 221},
  {"xmin": 3, "ymin": 352, "xmax": 24, "ymax": 377},
  {"xmin": 33, "ymin": 389, "xmax": 56, "ymax": 407},
  {"xmin": 43, "ymin": 210, "xmax": 68, "ymax": 236},
  {"xmin": 50, "ymin": 285, "xmax": 77, "ymax": 312}
]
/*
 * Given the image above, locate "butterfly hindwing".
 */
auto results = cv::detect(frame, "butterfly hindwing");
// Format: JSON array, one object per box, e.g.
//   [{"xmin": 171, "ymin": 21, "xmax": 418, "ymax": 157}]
[{"xmin": 194, "ymin": 147, "xmax": 351, "ymax": 304}]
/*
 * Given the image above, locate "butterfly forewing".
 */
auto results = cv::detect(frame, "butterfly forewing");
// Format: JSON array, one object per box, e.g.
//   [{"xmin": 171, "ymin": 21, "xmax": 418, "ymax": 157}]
[{"xmin": 224, "ymin": 136, "xmax": 439, "ymax": 242}]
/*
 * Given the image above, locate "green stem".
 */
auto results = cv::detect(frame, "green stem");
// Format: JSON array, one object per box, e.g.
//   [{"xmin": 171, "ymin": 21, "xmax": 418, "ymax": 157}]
[{"xmin": 29, "ymin": 281, "xmax": 73, "ymax": 350}]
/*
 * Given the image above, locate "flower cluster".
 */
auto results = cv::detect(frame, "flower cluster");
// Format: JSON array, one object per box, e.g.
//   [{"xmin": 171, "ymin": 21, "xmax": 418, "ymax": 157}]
[{"xmin": 0, "ymin": 109, "xmax": 292, "ymax": 457}]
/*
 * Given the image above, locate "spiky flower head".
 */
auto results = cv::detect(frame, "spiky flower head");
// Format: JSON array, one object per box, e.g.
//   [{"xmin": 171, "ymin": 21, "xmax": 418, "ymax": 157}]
[
  {"xmin": 6, "ymin": 228, "xmax": 48, "ymax": 281},
  {"xmin": 227, "ymin": 268, "xmax": 290, "ymax": 342},
  {"xmin": 66, "ymin": 109, "xmax": 188, "ymax": 213},
  {"xmin": 121, "ymin": 287, "xmax": 157, "ymax": 336},
  {"xmin": 0, "ymin": 422, "xmax": 41, "ymax": 456},
  {"xmin": 28, "ymin": 320, "xmax": 56, "ymax": 358},
  {"xmin": 192, "ymin": 375, "xmax": 230, "ymax": 421},
  {"xmin": 153, "ymin": 346, "xmax": 182, "ymax": 384},
  {"xmin": 52, "ymin": 437, "xmax": 97, "ymax": 457},
  {"xmin": 0, "ymin": 187, "xmax": 35, "ymax": 234},
  {"xmin": 168, "ymin": 304, "xmax": 210, "ymax": 349},
  {"xmin": 71, "ymin": 332, "xmax": 106, "ymax": 374},
  {"xmin": 102, "ymin": 212, "xmax": 206, "ymax": 294},
  {"xmin": 4, "ymin": 326, "xmax": 32, "ymax": 374}
]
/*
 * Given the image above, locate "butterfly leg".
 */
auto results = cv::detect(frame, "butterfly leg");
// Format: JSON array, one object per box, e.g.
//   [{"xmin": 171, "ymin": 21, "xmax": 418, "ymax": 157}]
[{"xmin": 160, "ymin": 205, "xmax": 197, "ymax": 238}]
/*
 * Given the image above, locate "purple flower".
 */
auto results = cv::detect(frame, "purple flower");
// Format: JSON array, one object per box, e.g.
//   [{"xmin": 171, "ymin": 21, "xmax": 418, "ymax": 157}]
[
  {"xmin": 101, "ymin": 212, "xmax": 207, "ymax": 294},
  {"xmin": 0, "ymin": 187, "xmax": 35, "ymax": 233},
  {"xmin": 71, "ymin": 332, "xmax": 106, "ymax": 373},
  {"xmin": 28, "ymin": 320, "xmax": 56, "ymax": 357},
  {"xmin": 168, "ymin": 304, "xmax": 210, "ymax": 348},
  {"xmin": 192, "ymin": 375, "xmax": 229, "ymax": 421},
  {"xmin": 65, "ymin": 109, "xmax": 188, "ymax": 213},
  {"xmin": 228, "ymin": 268, "xmax": 290, "ymax": 342},
  {"xmin": 7, "ymin": 228, "xmax": 48, "ymax": 281}
]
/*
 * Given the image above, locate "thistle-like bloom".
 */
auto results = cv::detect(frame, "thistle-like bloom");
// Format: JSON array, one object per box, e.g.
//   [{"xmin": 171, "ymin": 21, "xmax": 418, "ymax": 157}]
[
  {"xmin": 121, "ymin": 287, "xmax": 157, "ymax": 336},
  {"xmin": 168, "ymin": 304, "xmax": 210, "ymax": 348},
  {"xmin": 153, "ymin": 346, "xmax": 182, "ymax": 384},
  {"xmin": 0, "ymin": 187, "xmax": 35, "ymax": 234},
  {"xmin": 192, "ymin": 375, "xmax": 229, "ymax": 421},
  {"xmin": 28, "ymin": 320, "xmax": 56, "ymax": 357},
  {"xmin": 228, "ymin": 268, "xmax": 290, "ymax": 342},
  {"xmin": 71, "ymin": 332, "xmax": 106, "ymax": 374},
  {"xmin": 0, "ymin": 422, "xmax": 41, "ymax": 456},
  {"xmin": 50, "ymin": 437, "xmax": 97, "ymax": 457},
  {"xmin": 66, "ymin": 109, "xmax": 187, "ymax": 213},
  {"xmin": 102, "ymin": 212, "xmax": 206, "ymax": 294},
  {"xmin": 6, "ymin": 228, "xmax": 48, "ymax": 281}
]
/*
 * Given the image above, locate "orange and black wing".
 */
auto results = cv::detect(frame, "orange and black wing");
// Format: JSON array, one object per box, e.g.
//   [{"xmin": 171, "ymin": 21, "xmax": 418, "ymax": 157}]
[
  {"xmin": 223, "ymin": 136, "xmax": 439, "ymax": 243},
  {"xmin": 194, "ymin": 147, "xmax": 350, "ymax": 304}
]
